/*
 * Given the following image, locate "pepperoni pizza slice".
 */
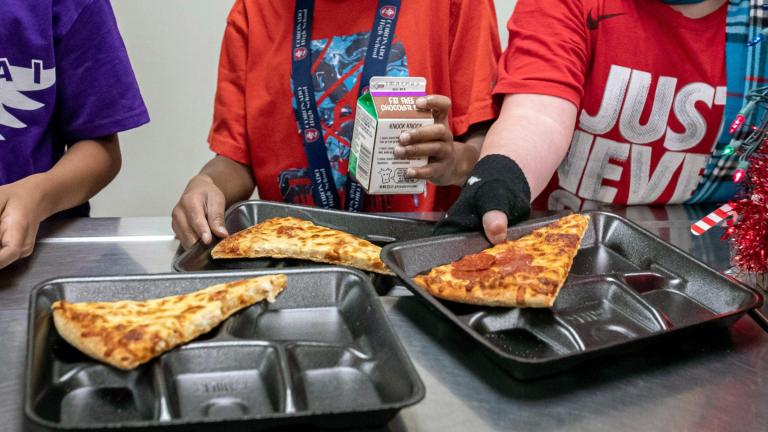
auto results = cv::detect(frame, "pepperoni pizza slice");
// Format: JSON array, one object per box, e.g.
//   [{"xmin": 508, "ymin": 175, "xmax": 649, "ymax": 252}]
[
  {"xmin": 211, "ymin": 217, "xmax": 392, "ymax": 275},
  {"xmin": 52, "ymin": 275, "xmax": 287, "ymax": 370},
  {"xmin": 413, "ymin": 214, "xmax": 589, "ymax": 308}
]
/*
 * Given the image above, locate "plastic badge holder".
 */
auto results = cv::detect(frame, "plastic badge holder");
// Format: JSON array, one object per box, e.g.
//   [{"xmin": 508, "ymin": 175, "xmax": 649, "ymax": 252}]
[
  {"xmin": 25, "ymin": 268, "xmax": 424, "ymax": 431},
  {"xmin": 380, "ymin": 211, "xmax": 762, "ymax": 380},
  {"xmin": 173, "ymin": 201, "xmax": 434, "ymax": 295}
]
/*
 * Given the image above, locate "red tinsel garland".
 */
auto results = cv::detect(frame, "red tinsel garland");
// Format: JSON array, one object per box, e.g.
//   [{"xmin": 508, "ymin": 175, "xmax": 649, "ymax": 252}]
[{"xmin": 730, "ymin": 144, "xmax": 768, "ymax": 273}]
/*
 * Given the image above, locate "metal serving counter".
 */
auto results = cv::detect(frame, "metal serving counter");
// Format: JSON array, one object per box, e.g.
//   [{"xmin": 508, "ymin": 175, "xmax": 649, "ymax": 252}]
[{"xmin": 2, "ymin": 207, "xmax": 767, "ymax": 431}]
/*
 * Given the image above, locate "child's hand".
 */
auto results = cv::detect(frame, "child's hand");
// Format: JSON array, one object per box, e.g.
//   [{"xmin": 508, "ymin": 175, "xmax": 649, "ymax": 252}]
[
  {"xmin": 394, "ymin": 95, "xmax": 475, "ymax": 186},
  {"xmin": 0, "ymin": 175, "xmax": 48, "ymax": 269},
  {"xmin": 172, "ymin": 174, "xmax": 229, "ymax": 249}
]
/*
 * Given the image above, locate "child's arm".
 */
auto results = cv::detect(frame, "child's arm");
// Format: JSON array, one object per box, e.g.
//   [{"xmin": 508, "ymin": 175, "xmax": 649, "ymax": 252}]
[
  {"xmin": 434, "ymin": 94, "xmax": 577, "ymax": 244},
  {"xmin": 172, "ymin": 0, "xmax": 254, "ymax": 250},
  {"xmin": 172, "ymin": 156, "xmax": 255, "ymax": 249},
  {"xmin": 0, "ymin": 135, "xmax": 122, "ymax": 268}
]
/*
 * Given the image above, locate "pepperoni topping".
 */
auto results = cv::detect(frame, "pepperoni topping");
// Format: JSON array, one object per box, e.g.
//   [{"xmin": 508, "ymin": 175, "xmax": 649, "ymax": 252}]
[
  {"xmin": 494, "ymin": 250, "xmax": 539, "ymax": 276},
  {"xmin": 451, "ymin": 269, "xmax": 492, "ymax": 281},
  {"xmin": 500, "ymin": 263, "xmax": 539, "ymax": 276},
  {"xmin": 534, "ymin": 277, "xmax": 559, "ymax": 294},
  {"xmin": 453, "ymin": 253, "xmax": 496, "ymax": 271},
  {"xmin": 494, "ymin": 249, "xmax": 532, "ymax": 266}
]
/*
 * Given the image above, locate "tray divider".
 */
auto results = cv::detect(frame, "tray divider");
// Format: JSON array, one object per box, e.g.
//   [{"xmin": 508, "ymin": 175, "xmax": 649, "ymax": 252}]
[
  {"xmin": 151, "ymin": 362, "xmax": 173, "ymax": 421},
  {"xmin": 550, "ymin": 317, "xmax": 587, "ymax": 351},
  {"xmin": 275, "ymin": 343, "xmax": 298, "ymax": 414},
  {"xmin": 648, "ymin": 263, "xmax": 685, "ymax": 285},
  {"xmin": 288, "ymin": 340, "xmax": 374, "ymax": 360},
  {"xmin": 613, "ymin": 280, "xmax": 671, "ymax": 331}
]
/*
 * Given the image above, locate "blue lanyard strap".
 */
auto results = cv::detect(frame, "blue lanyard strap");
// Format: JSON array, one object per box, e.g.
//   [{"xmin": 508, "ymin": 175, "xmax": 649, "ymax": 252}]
[
  {"xmin": 291, "ymin": 0, "xmax": 401, "ymax": 211},
  {"xmin": 292, "ymin": 0, "xmax": 340, "ymax": 209}
]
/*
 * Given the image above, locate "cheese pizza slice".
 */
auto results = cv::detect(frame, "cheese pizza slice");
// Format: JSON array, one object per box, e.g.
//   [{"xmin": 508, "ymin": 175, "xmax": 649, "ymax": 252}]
[
  {"xmin": 413, "ymin": 214, "xmax": 589, "ymax": 308},
  {"xmin": 52, "ymin": 275, "xmax": 287, "ymax": 370},
  {"xmin": 211, "ymin": 217, "xmax": 392, "ymax": 275}
]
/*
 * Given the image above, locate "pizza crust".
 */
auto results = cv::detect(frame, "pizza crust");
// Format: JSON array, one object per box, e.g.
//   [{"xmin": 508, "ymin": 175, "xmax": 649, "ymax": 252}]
[
  {"xmin": 414, "ymin": 214, "xmax": 589, "ymax": 308},
  {"xmin": 413, "ymin": 274, "xmax": 558, "ymax": 308},
  {"xmin": 52, "ymin": 275, "xmax": 287, "ymax": 370},
  {"xmin": 212, "ymin": 217, "xmax": 393, "ymax": 275}
]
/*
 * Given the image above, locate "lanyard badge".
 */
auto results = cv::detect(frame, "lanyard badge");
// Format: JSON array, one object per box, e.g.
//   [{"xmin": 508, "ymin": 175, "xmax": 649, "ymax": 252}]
[{"xmin": 291, "ymin": 0, "xmax": 402, "ymax": 212}]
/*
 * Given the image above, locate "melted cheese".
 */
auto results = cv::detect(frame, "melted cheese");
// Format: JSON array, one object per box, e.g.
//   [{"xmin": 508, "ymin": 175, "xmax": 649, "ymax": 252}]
[
  {"xmin": 212, "ymin": 217, "xmax": 392, "ymax": 275},
  {"xmin": 415, "ymin": 214, "xmax": 589, "ymax": 308},
  {"xmin": 52, "ymin": 275, "xmax": 287, "ymax": 369}
]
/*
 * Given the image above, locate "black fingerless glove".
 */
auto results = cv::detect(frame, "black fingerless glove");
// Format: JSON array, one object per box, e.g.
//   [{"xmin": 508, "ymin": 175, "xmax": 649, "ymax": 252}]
[{"xmin": 434, "ymin": 154, "xmax": 531, "ymax": 235}]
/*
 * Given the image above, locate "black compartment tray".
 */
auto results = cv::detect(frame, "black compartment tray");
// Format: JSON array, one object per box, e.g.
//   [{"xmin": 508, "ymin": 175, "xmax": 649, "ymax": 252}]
[
  {"xmin": 381, "ymin": 211, "xmax": 762, "ymax": 380},
  {"xmin": 173, "ymin": 201, "xmax": 434, "ymax": 294},
  {"xmin": 25, "ymin": 268, "xmax": 424, "ymax": 431}
]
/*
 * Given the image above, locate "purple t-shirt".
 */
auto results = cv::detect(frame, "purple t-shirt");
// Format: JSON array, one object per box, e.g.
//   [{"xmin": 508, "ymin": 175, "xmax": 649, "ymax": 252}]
[{"xmin": 0, "ymin": 0, "xmax": 149, "ymax": 215}]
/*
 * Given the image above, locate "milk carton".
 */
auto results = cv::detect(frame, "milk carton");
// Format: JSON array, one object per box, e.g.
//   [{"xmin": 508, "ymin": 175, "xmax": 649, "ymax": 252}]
[{"xmin": 349, "ymin": 76, "xmax": 432, "ymax": 194}]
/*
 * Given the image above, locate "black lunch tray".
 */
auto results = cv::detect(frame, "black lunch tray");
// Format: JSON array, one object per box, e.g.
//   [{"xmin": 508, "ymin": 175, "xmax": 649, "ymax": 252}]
[
  {"xmin": 173, "ymin": 201, "xmax": 434, "ymax": 295},
  {"xmin": 381, "ymin": 211, "xmax": 763, "ymax": 380},
  {"xmin": 25, "ymin": 268, "xmax": 424, "ymax": 431}
]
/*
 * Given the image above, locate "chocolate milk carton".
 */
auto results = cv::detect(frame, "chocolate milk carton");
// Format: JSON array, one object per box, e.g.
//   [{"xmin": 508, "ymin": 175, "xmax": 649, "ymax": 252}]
[{"xmin": 349, "ymin": 76, "xmax": 432, "ymax": 194}]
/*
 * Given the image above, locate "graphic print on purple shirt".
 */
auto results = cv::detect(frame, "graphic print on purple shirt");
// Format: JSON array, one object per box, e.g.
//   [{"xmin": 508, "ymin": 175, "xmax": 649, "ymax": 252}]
[
  {"xmin": 0, "ymin": 59, "xmax": 56, "ymax": 141},
  {"xmin": 0, "ymin": 0, "xmax": 148, "ymax": 214}
]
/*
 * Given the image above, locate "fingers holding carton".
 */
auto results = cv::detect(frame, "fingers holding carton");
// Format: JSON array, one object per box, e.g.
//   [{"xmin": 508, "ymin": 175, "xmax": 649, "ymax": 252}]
[
  {"xmin": 349, "ymin": 77, "xmax": 433, "ymax": 195},
  {"xmin": 393, "ymin": 93, "xmax": 485, "ymax": 187},
  {"xmin": 395, "ymin": 95, "xmax": 458, "ymax": 185}
]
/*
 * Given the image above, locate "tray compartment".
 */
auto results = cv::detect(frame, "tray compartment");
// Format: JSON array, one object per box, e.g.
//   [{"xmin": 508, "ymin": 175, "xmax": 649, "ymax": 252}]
[
  {"xmin": 29, "ymin": 302, "xmax": 159, "ymax": 425},
  {"xmin": 226, "ymin": 271, "xmax": 377, "ymax": 356},
  {"xmin": 161, "ymin": 345, "xmax": 283, "ymax": 420},
  {"xmin": 34, "ymin": 361, "xmax": 156, "ymax": 426},
  {"xmin": 466, "ymin": 308, "xmax": 583, "ymax": 359},
  {"xmin": 622, "ymin": 270, "xmax": 684, "ymax": 294},
  {"xmin": 25, "ymin": 268, "xmax": 424, "ymax": 430},
  {"xmin": 228, "ymin": 307, "xmax": 357, "ymax": 346},
  {"xmin": 556, "ymin": 276, "xmax": 667, "ymax": 335},
  {"xmin": 286, "ymin": 345, "xmax": 412, "ymax": 412},
  {"xmin": 570, "ymin": 244, "xmax": 643, "ymax": 275},
  {"xmin": 173, "ymin": 201, "xmax": 434, "ymax": 295},
  {"xmin": 381, "ymin": 211, "xmax": 762, "ymax": 379},
  {"xmin": 641, "ymin": 290, "xmax": 716, "ymax": 327}
]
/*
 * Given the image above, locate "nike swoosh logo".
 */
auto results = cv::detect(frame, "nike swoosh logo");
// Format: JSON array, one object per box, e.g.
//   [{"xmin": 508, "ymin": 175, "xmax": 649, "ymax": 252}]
[{"xmin": 586, "ymin": 9, "xmax": 625, "ymax": 30}]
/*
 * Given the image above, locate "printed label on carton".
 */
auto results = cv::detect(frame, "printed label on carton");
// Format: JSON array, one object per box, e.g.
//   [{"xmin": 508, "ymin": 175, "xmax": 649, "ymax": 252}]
[{"xmin": 350, "ymin": 76, "xmax": 432, "ymax": 194}]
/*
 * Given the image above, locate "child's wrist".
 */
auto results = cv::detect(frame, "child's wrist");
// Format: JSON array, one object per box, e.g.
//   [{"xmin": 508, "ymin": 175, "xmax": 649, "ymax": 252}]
[
  {"xmin": 17, "ymin": 173, "xmax": 55, "ymax": 221},
  {"xmin": 28, "ymin": 173, "xmax": 58, "ymax": 222},
  {"xmin": 452, "ymin": 141, "xmax": 480, "ymax": 186}
]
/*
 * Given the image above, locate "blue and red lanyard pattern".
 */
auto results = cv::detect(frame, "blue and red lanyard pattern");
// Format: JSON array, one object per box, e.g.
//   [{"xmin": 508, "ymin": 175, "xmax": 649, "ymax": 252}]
[{"xmin": 291, "ymin": 0, "xmax": 401, "ymax": 212}]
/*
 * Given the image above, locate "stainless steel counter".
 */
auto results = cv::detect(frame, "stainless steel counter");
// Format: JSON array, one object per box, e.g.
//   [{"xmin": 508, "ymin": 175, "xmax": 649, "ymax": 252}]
[{"xmin": 2, "ymin": 207, "xmax": 767, "ymax": 432}]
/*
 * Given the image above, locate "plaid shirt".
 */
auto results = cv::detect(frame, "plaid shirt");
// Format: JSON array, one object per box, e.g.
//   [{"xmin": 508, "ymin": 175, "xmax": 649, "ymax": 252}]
[{"xmin": 690, "ymin": 0, "xmax": 768, "ymax": 203}]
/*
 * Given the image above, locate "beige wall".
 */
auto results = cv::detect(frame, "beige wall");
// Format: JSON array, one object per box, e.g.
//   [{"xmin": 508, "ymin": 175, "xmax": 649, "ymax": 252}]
[
  {"xmin": 91, "ymin": 0, "xmax": 517, "ymax": 217},
  {"xmin": 497, "ymin": 0, "xmax": 513, "ymax": 48}
]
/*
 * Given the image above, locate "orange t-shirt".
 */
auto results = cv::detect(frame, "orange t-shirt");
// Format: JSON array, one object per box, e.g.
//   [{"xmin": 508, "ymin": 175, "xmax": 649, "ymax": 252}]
[{"xmin": 209, "ymin": 0, "xmax": 501, "ymax": 212}]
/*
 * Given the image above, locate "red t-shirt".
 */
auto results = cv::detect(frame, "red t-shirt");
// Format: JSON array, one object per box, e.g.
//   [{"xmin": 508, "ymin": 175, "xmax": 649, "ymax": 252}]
[
  {"xmin": 496, "ymin": 0, "xmax": 727, "ymax": 210},
  {"xmin": 210, "ymin": 0, "xmax": 501, "ymax": 212}
]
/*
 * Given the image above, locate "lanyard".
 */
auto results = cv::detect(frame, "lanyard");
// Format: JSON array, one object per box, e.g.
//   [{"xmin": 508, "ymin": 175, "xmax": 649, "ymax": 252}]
[{"xmin": 291, "ymin": 0, "xmax": 402, "ymax": 211}]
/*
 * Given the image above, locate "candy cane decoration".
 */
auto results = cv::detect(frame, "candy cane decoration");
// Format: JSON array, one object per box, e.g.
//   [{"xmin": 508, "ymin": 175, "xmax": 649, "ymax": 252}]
[{"xmin": 691, "ymin": 203, "xmax": 735, "ymax": 235}]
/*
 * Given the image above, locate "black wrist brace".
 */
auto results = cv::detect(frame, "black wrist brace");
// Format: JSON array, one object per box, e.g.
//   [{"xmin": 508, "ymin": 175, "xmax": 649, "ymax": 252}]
[{"xmin": 434, "ymin": 154, "xmax": 531, "ymax": 235}]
